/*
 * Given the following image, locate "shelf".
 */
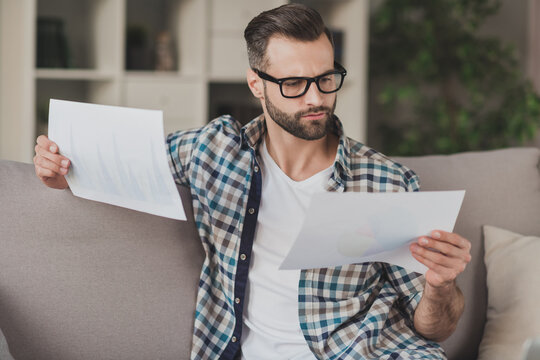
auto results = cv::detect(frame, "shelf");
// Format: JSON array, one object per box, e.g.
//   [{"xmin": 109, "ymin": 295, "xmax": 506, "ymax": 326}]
[
  {"xmin": 209, "ymin": 75, "xmax": 249, "ymax": 83},
  {"xmin": 123, "ymin": 71, "xmax": 201, "ymax": 82},
  {"xmin": 35, "ymin": 79, "xmax": 118, "ymax": 137},
  {"xmin": 0, "ymin": 0, "xmax": 367, "ymax": 163},
  {"xmin": 35, "ymin": 69, "xmax": 116, "ymax": 81},
  {"xmin": 36, "ymin": 0, "xmax": 95, "ymax": 69},
  {"xmin": 125, "ymin": 0, "xmax": 182, "ymax": 72},
  {"xmin": 209, "ymin": 82, "xmax": 261, "ymax": 126}
]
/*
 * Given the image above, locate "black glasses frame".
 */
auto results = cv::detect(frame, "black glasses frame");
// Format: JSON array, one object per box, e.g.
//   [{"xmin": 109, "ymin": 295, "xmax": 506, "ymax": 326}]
[{"xmin": 252, "ymin": 62, "xmax": 347, "ymax": 99}]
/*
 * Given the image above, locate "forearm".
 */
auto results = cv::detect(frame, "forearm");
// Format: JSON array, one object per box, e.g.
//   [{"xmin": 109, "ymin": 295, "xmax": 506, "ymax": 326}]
[{"xmin": 414, "ymin": 281, "xmax": 464, "ymax": 342}]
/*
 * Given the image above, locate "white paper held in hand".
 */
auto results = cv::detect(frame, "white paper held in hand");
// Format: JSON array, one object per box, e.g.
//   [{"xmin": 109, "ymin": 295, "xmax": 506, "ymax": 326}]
[
  {"xmin": 280, "ymin": 190, "xmax": 465, "ymax": 274},
  {"xmin": 48, "ymin": 99, "xmax": 186, "ymax": 220}
]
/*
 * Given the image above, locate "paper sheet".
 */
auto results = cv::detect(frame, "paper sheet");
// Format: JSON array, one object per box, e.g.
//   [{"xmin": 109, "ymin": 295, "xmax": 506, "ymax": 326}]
[
  {"xmin": 280, "ymin": 191, "xmax": 465, "ymax": 274},
  {"xmin": 48, "ymin": 99, "xmax": 186, "ymax": 220}
]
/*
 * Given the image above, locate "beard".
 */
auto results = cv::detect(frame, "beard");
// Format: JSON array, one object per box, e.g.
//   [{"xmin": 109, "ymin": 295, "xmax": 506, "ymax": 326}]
[{"xmin": 264, "ymin": 86, "xmax": 336, "ymax": 141}]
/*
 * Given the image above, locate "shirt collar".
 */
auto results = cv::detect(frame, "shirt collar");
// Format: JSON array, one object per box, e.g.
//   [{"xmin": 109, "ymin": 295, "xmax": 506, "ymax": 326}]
[
  {"xmin": 241, "ymin": 114, "xmax": 352, "ymax": 180},
  {"xmin": 241, "ymin": 114, "xmax": 266, "ymax": 151},
  {"xmin": 331, "ymin": 116, "xmax": 353, "ymax": 181}
]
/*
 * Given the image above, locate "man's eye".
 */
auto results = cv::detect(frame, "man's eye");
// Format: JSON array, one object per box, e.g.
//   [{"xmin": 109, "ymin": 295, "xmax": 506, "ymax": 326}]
[
  {"xmin": 283, "ymin": 80, "xmax": 302, "ymax": 87},
  {"xmin": 320, "ymin": 76, "xmax": 333, "ymax": 84}
]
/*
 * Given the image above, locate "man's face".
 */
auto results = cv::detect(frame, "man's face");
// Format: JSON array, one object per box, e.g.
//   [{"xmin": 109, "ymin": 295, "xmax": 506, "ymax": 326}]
[
  {"xmin": 259, "ymin": 34, "xmax": 338, "ymax": 141},
  {"xmin": 263, "ymin": 83, "xmax": 336, "ymax": 141}
]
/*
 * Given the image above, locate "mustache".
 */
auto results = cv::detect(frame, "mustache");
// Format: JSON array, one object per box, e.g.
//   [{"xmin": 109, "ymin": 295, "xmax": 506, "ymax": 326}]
[{"xmin": 296, "ymin": 106, "xmax": 333, "ymax": 117}]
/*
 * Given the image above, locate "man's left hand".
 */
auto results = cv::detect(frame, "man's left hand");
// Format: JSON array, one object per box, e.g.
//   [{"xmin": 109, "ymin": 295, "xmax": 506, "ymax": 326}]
[{"xmin": 410, "ymin": 230, "xmax": 472, "ymax": 288}]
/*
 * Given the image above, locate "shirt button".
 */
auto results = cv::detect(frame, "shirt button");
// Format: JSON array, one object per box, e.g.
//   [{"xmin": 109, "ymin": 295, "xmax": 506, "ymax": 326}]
[
  {"xmin": 235, "ymin": 297, "xmax": 241, "ymax": 304},
  {"xmin": 240, "ymin": 253, "xmax": 247, "ymax": 261},
  {"xmin": 248, "ymin": 208, "xmax": 255, "ymax": 215},
  {"xmin": 254, "ymin": 166, "xmax": 259, "ymax": 173},
  {"xmin": 232, "ymin": 336, "xmax": 237, "ymax": 343}
]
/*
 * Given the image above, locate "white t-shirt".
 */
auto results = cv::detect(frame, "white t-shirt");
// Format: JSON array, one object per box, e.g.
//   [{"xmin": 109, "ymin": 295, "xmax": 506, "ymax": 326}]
[{"xmin": 241, "ymin": 140, "xmax": 332, "ymax": 360}]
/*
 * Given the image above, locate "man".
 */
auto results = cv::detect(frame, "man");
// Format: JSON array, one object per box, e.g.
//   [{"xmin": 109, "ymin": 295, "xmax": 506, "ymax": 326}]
[{"xmin": 33, "ymin": 4, "xmax": 471, "ymax": 359}]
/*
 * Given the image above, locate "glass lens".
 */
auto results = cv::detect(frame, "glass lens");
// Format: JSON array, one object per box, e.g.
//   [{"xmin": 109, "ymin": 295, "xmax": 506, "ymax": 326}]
[
  {"xmin": 281, "ymin": 78, "xmax": 308, "ymax": 97},
  {"xmin": 318, "ymin": 73, "xmax": 341, "ymax": 92}
]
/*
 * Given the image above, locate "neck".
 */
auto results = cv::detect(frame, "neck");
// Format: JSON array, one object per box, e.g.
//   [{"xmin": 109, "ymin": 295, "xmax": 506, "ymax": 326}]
[{"xmin": 264, "ymin": 119, "xmax": 338, "ymax": 182}]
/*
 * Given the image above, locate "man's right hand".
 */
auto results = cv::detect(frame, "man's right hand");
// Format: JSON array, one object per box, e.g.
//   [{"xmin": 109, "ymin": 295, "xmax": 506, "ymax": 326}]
[{"xmin": 33, "ymin": 135, "xmax": 70, "ymax": 189}]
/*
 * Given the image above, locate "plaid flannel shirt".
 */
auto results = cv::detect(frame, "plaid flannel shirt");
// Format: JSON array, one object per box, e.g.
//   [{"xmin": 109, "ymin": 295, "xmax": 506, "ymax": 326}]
[{"xmin": 166, "ymin": 114, "xmax": 446, "ymax": 360}]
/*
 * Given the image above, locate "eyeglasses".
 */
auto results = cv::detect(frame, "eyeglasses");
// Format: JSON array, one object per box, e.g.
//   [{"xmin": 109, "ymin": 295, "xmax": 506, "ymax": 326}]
[{"xmin": 252, "ymin": 62, "xmax": 347, "ymax": 99}]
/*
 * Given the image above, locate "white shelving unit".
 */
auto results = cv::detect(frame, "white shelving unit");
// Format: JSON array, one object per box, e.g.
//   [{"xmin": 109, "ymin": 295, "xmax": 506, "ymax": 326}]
[{"xmin": 0, "ymin": 0, "xmax": 368, "ymax": 163}]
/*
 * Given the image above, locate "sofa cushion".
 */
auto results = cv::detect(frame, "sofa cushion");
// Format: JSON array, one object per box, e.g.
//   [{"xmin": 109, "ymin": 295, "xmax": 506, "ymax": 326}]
[
  {"xmin": 477, "ymin": 226, "xmax": 540, "ymax": 360},
  {"xmin": 0, "ymin": 160, "xmax": 204, "ymax": 360},
  {"xmin": 394, "ymin": 147, "xmax": 540, "ymax": 360}
]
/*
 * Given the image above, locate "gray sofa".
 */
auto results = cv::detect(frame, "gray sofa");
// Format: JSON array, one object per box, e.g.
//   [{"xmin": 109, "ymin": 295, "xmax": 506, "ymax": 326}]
[{"xmin": 1, "ymin": 147, "xmax": 539, "ymax": 360}]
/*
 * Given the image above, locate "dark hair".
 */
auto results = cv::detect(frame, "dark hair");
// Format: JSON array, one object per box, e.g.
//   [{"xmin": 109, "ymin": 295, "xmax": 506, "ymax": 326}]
[{"xmin": 244, "ymin": 4, "xmax": 334, "ymax": 70}]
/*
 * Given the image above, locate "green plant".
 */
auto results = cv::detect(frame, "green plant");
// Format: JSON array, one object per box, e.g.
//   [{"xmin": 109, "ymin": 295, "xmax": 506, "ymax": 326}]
[{"xmin": 369, "ymin": 0, "xmax": 540, "ymax": 155}]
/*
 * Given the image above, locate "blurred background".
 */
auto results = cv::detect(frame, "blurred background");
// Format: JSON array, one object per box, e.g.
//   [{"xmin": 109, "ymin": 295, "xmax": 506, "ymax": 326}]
[{"xmin": 0, "ymin": 0, "xmax": 539, "ymax": 163}]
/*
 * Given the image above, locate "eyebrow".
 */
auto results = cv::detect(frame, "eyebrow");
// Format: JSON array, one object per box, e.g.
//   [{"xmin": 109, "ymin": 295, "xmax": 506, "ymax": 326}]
[{"xmin": 279, "ymin": 66, "xmax": 337, "ymax": 79}]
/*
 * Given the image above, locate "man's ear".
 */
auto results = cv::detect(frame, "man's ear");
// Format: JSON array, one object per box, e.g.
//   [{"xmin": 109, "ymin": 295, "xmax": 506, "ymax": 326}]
[{"xmin": 247, "ymin": 68, "xmax": 264, "ymax": 99}]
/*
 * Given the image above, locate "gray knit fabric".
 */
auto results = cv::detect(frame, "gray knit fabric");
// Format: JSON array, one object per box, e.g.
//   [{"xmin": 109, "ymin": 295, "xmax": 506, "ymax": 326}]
[{"xmin": 0, "ymin": 328, "xmax": 15, "ymax": 360}]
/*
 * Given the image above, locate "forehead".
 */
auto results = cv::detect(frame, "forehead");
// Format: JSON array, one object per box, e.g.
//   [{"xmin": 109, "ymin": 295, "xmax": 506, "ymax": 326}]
[{"xmin": 264, "ymin": 34, "xmax": 334, "ymax": 77}]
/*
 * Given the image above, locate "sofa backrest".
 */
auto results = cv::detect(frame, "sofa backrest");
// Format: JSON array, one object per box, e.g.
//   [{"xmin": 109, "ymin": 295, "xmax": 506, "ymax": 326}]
[
  {"xmin": 0, "ymin": 160, "xmax": 204, "ymax": 360},
  {"xmin": 395, "ymin": 147, "xmax": 540, "ymax": 360}
]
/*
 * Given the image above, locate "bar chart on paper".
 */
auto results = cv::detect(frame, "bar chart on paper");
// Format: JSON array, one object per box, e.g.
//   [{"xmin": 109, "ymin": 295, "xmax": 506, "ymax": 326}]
[{"xmin": 48, "ymin": 99, "xmax": 186, "ymax": 220}]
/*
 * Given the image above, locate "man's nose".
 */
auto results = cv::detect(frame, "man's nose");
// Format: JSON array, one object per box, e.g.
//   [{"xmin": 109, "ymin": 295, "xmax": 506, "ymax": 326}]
[{"xmin": 303, "ymin": 81, "xmax": 324, "ymax": 107}]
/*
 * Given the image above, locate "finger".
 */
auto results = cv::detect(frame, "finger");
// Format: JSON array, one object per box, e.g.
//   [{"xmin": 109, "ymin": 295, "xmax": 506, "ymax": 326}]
[
  {"xmin": 35, "ymin": 165, "xmax": 58, "ymax": 179},
  {"xmin": 410, "ymin": 243, "xmax": 466, "ymax": 271},
  {"xmin": 36, "ymin": 135, "xmax": 60, "ymax": 154},
  {"xmin": 35, "ymin": 144, "xmax": 70, "ymax": 168},
  {"xmin": 410, "ymin": 250, "xmax": 457, "ymax": 277},
  {"xmin": 431, "ymin": 230, "xmax": 471, "ymax": 251},
  {"xmin": 35, "ymin": 154, "xmax": 68, "ymax": 176},
  {"xmin": 417, "ymin": 236, "xmax": 472, "ymax": 263},
  {"xmin": 411, "ymin": 251, "xmax": 458, "ymax": 286}
]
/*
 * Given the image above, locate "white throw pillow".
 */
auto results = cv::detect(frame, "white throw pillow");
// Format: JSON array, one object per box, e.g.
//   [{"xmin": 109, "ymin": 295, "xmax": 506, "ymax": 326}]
[{"xmin": 478, "ymin": 225, "xmax": 540, "ymax": 360}]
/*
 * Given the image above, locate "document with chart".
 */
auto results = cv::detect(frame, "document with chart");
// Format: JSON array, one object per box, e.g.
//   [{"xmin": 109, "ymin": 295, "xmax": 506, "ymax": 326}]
[
  {"xmin": 48, "ymin": 99, "xmax": 186, "ymax": 220},
  {"xmin": 280, "ymin": 191, "xmax": 465, "ymax": 274}
]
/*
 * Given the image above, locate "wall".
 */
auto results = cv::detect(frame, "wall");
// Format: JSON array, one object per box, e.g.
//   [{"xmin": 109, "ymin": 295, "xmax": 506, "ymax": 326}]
[
  {"xmin": 480, "ymin": 0, "xmax": 540, "ymax": 147},
  {"xmin": 0, "ymin": 1, "xmax": 2, "ymax": 141},
  {"xmin": 479, "ymin": 0, "xmax": 529, "ymax": 71},
  {"xmin": 0, "ymin": 0, "xmax": 36, "ymax": 163}
]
